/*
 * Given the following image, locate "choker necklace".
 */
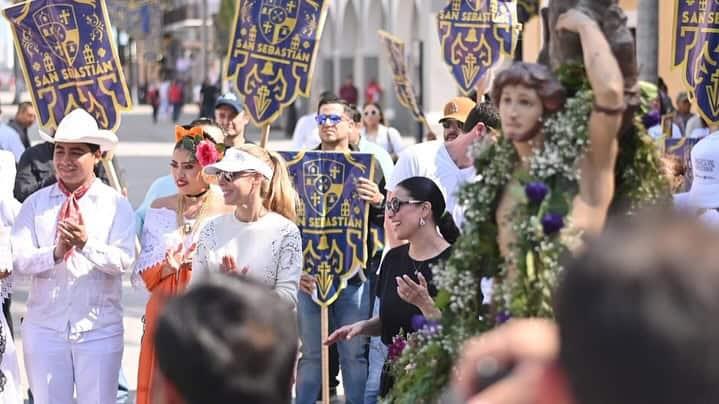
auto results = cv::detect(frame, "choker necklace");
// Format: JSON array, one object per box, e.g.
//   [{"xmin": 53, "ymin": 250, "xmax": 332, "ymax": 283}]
[{"xmin": 185, "ymin": 188, "xmax": 209, "ymax": 200}]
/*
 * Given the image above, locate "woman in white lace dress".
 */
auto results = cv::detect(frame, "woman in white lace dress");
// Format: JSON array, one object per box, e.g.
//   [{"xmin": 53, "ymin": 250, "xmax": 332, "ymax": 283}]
[
  {"xmin": 0, "ymin": 178, "xmax": 22, "ymax": 404},
  {"xmin": 134, "ymin": 125, "xmax": 230, "ymax": 404},
  {"xmin": 193, "ymin": 144, "xmax": 302, "ymax": 308}
]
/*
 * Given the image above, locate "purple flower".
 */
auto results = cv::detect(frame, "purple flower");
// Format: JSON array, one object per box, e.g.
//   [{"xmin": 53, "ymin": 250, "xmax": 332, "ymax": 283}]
[
  {"xmin": 525, "ymin": 181, "xmax": 549, "ymax": 204},
  {"xmin": 387, "ymin": 336, "xmax": 407, "ymax": 362},
  {"xmin": 496, "ymin": 311, "xmax": 511, "ymax": 324},
  {"xmin": 411, "ymin": 314, "xmax": 427, "ymax": 331},
  {"xmin": 541, "ymin": 213, "xmax": 564, "ymax": 235}
]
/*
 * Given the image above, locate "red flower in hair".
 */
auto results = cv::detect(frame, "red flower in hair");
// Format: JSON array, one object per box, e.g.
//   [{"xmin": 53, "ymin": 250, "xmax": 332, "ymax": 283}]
[{"xmin": 196, "ymin": 140, "xmax": 220, "ymax": 167}]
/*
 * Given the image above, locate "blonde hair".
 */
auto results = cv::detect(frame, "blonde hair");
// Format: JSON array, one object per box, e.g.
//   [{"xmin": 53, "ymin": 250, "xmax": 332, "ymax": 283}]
[{"xmin": 237, "ymin": 144, "xmax": 298, "ymax": 222}]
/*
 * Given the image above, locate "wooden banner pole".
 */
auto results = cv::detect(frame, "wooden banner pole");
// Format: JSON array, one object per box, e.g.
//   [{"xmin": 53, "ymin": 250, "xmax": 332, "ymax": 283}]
[
  {"xmin": 100, "ymin": 154, "xmax": 121, "ymax": 193},
  {"xmin": 259, "ymin": 124, "xmax": 271, "ymax": 148},
  {"xmin": 321, "ymin": 305, "xmax": 330, "ymax": 404},
  {"xmin": 421, "ymin": 116, "xmax": 437, "ymax": 141}
]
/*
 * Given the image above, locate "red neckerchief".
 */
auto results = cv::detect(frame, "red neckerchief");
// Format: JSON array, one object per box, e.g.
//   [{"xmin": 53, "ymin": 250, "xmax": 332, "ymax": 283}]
[{"xmin": 57, "ymin": 177, "xmax": 94, "ymax": 261}]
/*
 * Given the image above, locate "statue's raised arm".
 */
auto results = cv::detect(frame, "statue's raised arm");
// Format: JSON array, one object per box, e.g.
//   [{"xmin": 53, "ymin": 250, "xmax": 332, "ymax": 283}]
[{"xmin": 556, "ymin": 9, "xmax": 625, "ymax": 235}]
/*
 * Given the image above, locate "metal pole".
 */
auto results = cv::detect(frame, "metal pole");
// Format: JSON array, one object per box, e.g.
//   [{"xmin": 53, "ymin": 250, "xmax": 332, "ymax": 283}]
[
  {"xmin": 201, "ymin": 0, "xmax": 209, "ymax": 82},
  {"xmin": 12, "ymin": 49, "xmax": 20, "ymax": 104},
  {"xmin": 416, "ymin": 40, "xmax": 424, "ymax": 143}
]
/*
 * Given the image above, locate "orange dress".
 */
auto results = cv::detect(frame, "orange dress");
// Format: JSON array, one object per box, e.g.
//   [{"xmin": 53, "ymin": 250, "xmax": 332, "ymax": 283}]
[{"xmin": 133, "ymin": 208, "xmax": 194, "ymax": 404}]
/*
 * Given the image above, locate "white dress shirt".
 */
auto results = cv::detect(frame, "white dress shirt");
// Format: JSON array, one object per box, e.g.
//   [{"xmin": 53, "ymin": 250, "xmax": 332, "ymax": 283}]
[
  {"xmin": 0, "ymin": 123, "xmax": 25, "ymax": 162},
  {"xmin": 387, "ymin": 140, "xmax": 476, "ymax": 228},
  {"xmin": 291, "ymin": 113, "xmax": 321, "ymax": 150},
  {"xmin": 0, "ymin": 150, "xmax": 16, "ymax": 200},
  {"xmin": 11, "ymin": 179, "xmax": 136, "ymax": 337}
]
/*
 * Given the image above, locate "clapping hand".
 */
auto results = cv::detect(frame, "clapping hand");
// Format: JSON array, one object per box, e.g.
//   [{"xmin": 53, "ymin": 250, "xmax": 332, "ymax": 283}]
[
  {"xmin": 162, "ymin": 243, "xmax": 197, "ymax": 277},
  {"xmin": 299, "ymin": 273, "xmax": 317, "ymax": 295},
  {"xmin": 57, "ymin": 219, "xmax": 88, "ymax": 249},
  {"xmin": 220, "ymin": 255, "xmax": 249, "ymax": 275}
]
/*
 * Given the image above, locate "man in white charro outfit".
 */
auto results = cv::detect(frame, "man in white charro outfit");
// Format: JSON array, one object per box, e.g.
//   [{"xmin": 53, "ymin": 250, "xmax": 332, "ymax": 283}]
[{"xmin": 11, "ymin": 108, "xmax": 136, "ymax": 404}]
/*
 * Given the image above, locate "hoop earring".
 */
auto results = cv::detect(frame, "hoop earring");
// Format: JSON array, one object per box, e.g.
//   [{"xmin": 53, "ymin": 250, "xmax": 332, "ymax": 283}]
[{"xmin": 419, "ymin": 217, "xmax": 426, "ymax": 227}]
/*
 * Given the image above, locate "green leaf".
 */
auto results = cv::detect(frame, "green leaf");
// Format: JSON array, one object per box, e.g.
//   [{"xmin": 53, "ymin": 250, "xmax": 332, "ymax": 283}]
[
  {"xmin": 435, "ymin": 290, "xmax": 450, "ymax": 310},
  {"xmin": 514, "ymin": 168, "xmax": 531, "ymax": 183},
  {"xmin": 509, "ymin": 183, "xmax": 528, "ymax": 204},
  {"xmin": 546, "ymin": 189, "xmax": 571, "ymax": 215}
]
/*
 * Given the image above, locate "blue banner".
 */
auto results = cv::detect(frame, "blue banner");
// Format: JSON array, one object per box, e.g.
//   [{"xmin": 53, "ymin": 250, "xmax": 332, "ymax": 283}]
[
  {"xmin": 673, "ymin": 0, "xmax": 719, "ymax": 124},
  {"xmin": 437, "ymin": 0, "xmax": 520, "ymax": 94},
  {"xmin": 378, "ymin": 30, "xmax": 426, "ymax": 123},
  {"xmin": 226, "ymin": 0, "xmax": 329, "ymax": 126},
  {"xmin": 2, "ymin": 0, "xmax": 131, "ymax": 131},
  {"xmin": 279, "ymin": 151, "xmax": 378, "ymax": 307}
]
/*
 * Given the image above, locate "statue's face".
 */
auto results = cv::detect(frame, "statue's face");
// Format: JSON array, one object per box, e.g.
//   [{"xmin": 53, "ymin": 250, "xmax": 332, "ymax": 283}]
[{"xmin": 498, "ymin": 84, "xmax": 544, "ymax": 142}]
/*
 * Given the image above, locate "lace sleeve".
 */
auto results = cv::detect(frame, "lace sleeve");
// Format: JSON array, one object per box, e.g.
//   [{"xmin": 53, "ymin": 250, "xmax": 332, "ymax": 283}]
[
  {"xmin": 0, "ymin": 273, "xmax": 12, "ymax": 300},
  {"xmin": 273, "ymin": 222, "xmax": 303, "ymax": 308},
  {"xmin": 191, "ymin": 218, "xmax": 217, "ymax": 286},
  {"xmin": 132, "ymin": 209, "xmax": 178, "ymax": 288}
]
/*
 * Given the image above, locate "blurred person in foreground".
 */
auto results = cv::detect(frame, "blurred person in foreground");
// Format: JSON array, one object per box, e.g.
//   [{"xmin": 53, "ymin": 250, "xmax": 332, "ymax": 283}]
[
  {"xmin": 151, "ymin": 274, "xmax": 298, "ymax": 404},
  {"xmin": 453, "ymin": 210, "xmax": 719, "ymax": 404}
]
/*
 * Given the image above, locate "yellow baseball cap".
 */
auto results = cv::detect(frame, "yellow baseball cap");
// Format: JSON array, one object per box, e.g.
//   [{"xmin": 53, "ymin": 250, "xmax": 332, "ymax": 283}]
[{"xmin": 439, "ymin": 97, "xmax": 476, "ymax": 124}]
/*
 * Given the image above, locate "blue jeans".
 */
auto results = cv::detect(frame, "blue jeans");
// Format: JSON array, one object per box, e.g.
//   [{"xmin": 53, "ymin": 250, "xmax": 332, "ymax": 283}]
[
  {"xmin": 365, "ymin": 297, "xmax": 388, "ymax": 404},
  {"xmin": 296, "ymin": 281, "xmax": 370, "ymax": 404}
]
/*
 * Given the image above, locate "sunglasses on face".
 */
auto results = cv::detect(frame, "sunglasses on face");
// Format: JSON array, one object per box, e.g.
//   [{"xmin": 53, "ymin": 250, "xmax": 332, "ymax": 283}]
[
  {"xmin": 442, "ymin": 119, "xmax": 463, "ymax": 129},
  {"xmin": 363, "ymin": 110, "xmax": 378, "ymax": 116},
  {"xmin": 386, "ymin": 197, "xmax": 423, "ymax": 214},
  {"xmin": 216, "ymin": 170, "xmax": 254, "ymax": 183},
  {"xmin": 315, "ymin": 114, "xmax": 344, "ymax": 126}
]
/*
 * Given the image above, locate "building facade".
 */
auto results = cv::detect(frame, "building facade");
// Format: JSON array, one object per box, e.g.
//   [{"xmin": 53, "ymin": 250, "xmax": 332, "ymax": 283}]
[{"xmin": 311, "ymin": 0, "xmax": 682, "ymax": 137}]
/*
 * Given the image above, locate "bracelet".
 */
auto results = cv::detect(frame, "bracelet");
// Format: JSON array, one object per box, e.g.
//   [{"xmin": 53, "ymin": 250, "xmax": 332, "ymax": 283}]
[{"xmin": 593, "ymin": 101, "xmax": 626, "ymax": 115}]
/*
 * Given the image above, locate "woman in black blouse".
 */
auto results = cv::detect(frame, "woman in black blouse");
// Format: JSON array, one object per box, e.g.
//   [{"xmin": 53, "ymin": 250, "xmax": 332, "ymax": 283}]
[{"xmin": 326, "ymin": 176, "xmax": 459, "ymax": 392}]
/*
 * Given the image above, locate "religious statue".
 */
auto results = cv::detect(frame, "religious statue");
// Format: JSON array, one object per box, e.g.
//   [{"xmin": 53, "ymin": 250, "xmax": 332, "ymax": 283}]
[
  {"xmin": 382, "ymin": 2, "xmax": 668, "ymax": 402},
  {"xmin": 493, "ymin": 9, "xmax": 626, "ymax": 262}
]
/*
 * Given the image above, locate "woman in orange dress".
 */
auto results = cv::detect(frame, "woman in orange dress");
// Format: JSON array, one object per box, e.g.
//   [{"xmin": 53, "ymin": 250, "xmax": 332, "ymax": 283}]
[{"xmin": 133, "ymin": 125, "xmax": 229, "ymax": 404}]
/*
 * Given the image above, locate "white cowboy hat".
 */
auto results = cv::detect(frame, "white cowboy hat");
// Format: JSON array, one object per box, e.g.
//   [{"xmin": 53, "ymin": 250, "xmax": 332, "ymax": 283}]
[{"xmin": 39, "ymin": 108, "xmax": 118, "ymax": 152}]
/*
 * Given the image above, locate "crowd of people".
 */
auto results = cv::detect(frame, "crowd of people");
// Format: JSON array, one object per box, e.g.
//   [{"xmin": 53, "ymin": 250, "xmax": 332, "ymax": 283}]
[{"xmin": 0, "ymin": 23, "xmax": 719, "ymax": 404}]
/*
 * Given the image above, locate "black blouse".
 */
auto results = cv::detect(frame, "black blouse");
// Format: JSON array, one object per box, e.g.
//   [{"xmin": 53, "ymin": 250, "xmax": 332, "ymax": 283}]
[{"xmin": 376, "ymin": 243, "xmax": 452, "ymax": 345}]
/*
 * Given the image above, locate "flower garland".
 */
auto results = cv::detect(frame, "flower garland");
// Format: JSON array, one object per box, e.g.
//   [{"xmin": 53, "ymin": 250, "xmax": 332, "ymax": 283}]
[
  {"xmin": 383, "ymin": 66, "xmax": 669, "ymax": 402},
  {"xmin": 175, "ymin": 125, "xmax": 225, "ymax": 167}
]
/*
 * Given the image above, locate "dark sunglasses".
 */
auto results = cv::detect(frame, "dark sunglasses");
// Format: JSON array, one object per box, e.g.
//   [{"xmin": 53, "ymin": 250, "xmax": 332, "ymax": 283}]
[
  {"xmin": 216, "ymin": 170, "xmax": 254, "ymax": 182},
  {"xmin": 442, "ymin": 119, "xmax": 463, "ymax": 129},
  {"xmin": 386, "ymin": 197, "xmax": 423, "ymax": 214},
  {"xmin": 315, "ymin": 114, "xmax": 344, "ymax": 126}
]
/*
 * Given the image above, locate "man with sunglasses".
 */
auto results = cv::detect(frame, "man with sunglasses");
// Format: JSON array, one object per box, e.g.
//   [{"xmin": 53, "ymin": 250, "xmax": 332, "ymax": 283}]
[
  {"xmin": 295, "ymin": 94, "xmax": 386, "ymax": 404},
  {"xmin": 439, "ymin": 96, "xmax": 476, "ymax": 142},
  {"xmin": 387, "ymin": 98, "xmax": 499, "ymax": 231}
]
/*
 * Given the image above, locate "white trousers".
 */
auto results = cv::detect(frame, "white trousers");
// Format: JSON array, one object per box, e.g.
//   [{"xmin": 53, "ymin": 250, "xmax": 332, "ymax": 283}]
[
  {"xmin": 0, "ymin": 306, "xmax": 21, "ymax": 404},
  {"xmin": 22, "ymin": 323, "xmax": 123, "ymax": 404}
]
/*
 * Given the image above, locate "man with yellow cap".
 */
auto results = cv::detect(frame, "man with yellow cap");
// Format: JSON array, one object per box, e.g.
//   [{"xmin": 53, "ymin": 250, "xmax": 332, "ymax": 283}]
[{"xmin": 386, "ymin": 97, "xmax": 499, "ymax": 229}]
